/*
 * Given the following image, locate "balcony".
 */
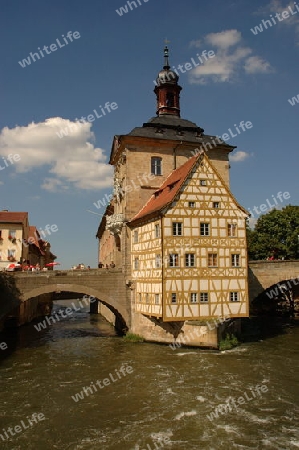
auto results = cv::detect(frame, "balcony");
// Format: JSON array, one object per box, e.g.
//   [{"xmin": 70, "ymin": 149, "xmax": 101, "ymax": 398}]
[{"xmin": 106, "ymin": 214, "xmax": 125, "ymax": 235}]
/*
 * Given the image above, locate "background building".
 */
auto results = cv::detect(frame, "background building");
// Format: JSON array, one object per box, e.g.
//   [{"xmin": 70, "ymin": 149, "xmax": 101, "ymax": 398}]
[
  {"xmin": 0, "ymin": 211, "xmax": 29, "ymax": 268},
  {"xmin": 0, "ymin": 211, "xmax": 56, "ymax": 270}
]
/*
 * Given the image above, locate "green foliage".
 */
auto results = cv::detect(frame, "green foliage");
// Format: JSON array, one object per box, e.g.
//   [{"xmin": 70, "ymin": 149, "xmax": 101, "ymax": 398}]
[
  {"xmin": 0, "ymin": 272, "xmax": 21, "ymax": 319},
  {"xmin": 123, "ymin": 332, "xmax": 144, "ymax": 343},
  {"xmin": 219, "ymin": 333, "xmax": 239, "ymax": 351},
  {"xmin": 247, "ymin": 205, "xmax": 299, "ymax": 260}
]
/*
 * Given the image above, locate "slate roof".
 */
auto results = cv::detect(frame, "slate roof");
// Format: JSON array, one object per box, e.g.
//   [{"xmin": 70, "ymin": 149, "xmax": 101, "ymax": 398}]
[{"xmin": 127, "ymin": 115, "xmax": 233, "ymax": 147}]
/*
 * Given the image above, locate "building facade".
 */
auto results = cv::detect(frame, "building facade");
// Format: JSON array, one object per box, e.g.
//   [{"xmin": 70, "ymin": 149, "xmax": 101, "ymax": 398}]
[
  {"xmin": 27, "ymin": 226, "xmax": 57, "ymax": 268},
  {"xmin": 0, "ymin": 211, "xmax": 29, "ymax": 268},
  {"xmin": 0, "ymin": 211, "xmax": 56, "ymax": 270},
  {"xmin": 97, "ymin": 47, "xmax": 249, "ymax": 343},
  {"xmin": 129, "ymin": 152, "xmax": 248, "ymax": 322}
]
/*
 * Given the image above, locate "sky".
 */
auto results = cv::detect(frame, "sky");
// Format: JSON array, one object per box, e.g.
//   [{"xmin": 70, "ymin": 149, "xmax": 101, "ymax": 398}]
[{"xmin": 0, "ymin": 0, "xmax": 298, "ymax": 269}]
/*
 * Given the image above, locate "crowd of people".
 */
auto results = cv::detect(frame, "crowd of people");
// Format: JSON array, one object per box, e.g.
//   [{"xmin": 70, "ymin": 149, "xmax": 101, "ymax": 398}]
[
  {"xmin": 72, "ymin": 264, "xmax": 91, "ymax": 270},
  {"xmin": 98, "ymin": 261, "xmax": 115, "ymax": 269}
]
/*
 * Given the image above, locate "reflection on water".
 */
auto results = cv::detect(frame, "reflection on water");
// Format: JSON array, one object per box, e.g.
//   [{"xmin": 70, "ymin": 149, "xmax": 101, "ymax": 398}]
[{"xmin": 0, "ymin": 305, "xmax": 299, "ymax": 450}]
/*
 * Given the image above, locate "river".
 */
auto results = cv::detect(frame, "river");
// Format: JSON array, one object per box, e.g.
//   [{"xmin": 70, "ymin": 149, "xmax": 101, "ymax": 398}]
[{"xmin": 0, "ymin": 301, "xmax": 299, "ymax": 450}]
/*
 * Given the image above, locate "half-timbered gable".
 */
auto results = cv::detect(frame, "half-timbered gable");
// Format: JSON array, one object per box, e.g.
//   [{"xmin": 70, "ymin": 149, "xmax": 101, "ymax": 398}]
[{"xmin": 129, "ymin": 152, "xmax": 249, "ymax": 321}]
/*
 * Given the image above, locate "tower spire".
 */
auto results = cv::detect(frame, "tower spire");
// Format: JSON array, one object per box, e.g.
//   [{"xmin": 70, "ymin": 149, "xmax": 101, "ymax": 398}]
[
  {"xmin": 154, "ymin": 46, "xmax": 182, "ymax": 117},
  {"xmin": 163, "ymin": 45, "xmax": 170, "ymax": 70}
]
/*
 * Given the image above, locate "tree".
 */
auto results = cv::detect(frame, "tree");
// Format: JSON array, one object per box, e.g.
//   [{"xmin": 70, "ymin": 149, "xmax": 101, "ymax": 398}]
[{"xmin": 247, "ymin": 205, "xmax": 299, "ymax": 260}]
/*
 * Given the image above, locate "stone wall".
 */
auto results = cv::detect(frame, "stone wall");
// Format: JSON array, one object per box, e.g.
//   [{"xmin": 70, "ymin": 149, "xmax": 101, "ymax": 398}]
[
  {"xmin": 4, "ymin": 293, "xmax": 53, "ymax": 327},
  {"xmin": 99, "ymin": 302, "xmax": 116, "ymax": 326},
  {"xmin": 129, "ymin": 306, "xmax": 237, "ymax": 349}
]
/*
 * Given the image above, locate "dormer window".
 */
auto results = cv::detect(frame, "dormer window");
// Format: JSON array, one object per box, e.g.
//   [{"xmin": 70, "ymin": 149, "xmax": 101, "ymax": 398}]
[
  {"xmin": 176, "ymin": 126, "xmax": 184, "ymax": 136},
  {"xmin": 168, "ymin": 180, "xmax": 178, "ymax": 191},
  {"xmin": 151, "ymin": 157, "xmax": 162, "ymax": 176},
  {"xmin": 155, "ymin": 127, "xmax": 164, "ymax": 134}
]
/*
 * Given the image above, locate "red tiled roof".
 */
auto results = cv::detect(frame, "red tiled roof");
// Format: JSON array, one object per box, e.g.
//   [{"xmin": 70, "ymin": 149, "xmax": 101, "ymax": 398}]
[
  {"xmin": 0, "ymin": 212, "xmax": 28, "ymax": 223},
  {"xmin": 130, "ymin": 153, "xmax": 203, "ymax": 224},
  {"xmin": 28, "ymin": 226, "xmax": 45, "ymax": 255}
]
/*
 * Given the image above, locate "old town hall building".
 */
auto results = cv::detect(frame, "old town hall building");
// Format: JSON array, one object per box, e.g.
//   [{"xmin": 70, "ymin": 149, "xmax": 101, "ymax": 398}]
[{"xmin": 97, "ymin": 47, "xmax": 249, "ymax": 343}]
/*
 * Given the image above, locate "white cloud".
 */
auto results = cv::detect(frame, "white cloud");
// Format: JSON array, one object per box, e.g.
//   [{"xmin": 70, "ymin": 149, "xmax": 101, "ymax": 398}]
[
  {"xmin": 244, "ymin": 56, "xmax": 273, "ymax": 74},
  {"xmin": 230, "ymin": 151, "xmax": 251, "ymax": 162},
  {"xmin": 0, "ymin": 118, "xmax": 113, "ymax": 192},
  {"xmin": 41, "ymin": 178, "xmax": 69, "ymax": 193},
  {"xmin": 189, "ymin": 29, "xmax": 273, "ymax": 84},
  {"xmin": 257, "ymin": 0, "xmax": 299, "ymax": 27},
  {"xmin": 189, "ymin": 39, "xmax": 202, "ymax": 48},
  {"xmin": 205, "ymin": 29, "xmax": 242, "ymax": 49}
]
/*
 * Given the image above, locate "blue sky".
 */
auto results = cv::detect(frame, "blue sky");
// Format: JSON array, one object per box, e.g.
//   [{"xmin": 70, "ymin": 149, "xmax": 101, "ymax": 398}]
[{"xmin": 0, "ymin": 0, "xmax": 298, "ymax": 268}]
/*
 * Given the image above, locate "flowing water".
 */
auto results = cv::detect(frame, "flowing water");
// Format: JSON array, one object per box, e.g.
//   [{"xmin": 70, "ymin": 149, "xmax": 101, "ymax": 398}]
[{"xmin": 0, "ymin": 301, "xmax": 299, "ymax": 450}]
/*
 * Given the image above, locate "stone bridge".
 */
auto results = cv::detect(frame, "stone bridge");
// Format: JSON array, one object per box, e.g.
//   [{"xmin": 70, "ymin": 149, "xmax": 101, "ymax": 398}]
[
  {"xmin": 3, "ymin": 261, "xmax": 299, "ymax": 330},
  {"xmin": 249, "ymin": 260, "xmax": 299, "ymax": 303},
  {"xmin": 11, "ymin": 268, "xmax": 130, "ymax": 330}
]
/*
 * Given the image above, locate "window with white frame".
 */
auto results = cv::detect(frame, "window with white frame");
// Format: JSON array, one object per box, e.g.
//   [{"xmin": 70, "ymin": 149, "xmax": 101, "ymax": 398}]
[
  {"xmin": 188, "ymin": 201, "xmax": 195, "ymax": 208},
  {"xmin": 190, "ymin": 293, "xmax": 198, "ymax": 303},
  {"xmin": 231, "ymin": 254, "xmax": 240, "ymax": 267},
  {"xmin": 171, "ymin": 293, "xmax": 177, "ymax": 304},
  {"xmin": 213, "ymin": 202, "xmax": 220, "ymax": 208},
  {"xmin": 230, "ymin": 292, "xmax": 239, "ymax": 302},
  {"xmin": 169, "ymin": 254, "xmax": 179, "ymax": 267},
  {"xmin": 8, "ymin": 249, "xmax": 16, "ymax": 260},
  {"xmin": 155, "ymin": 254, "xmax": 162, "ymax": 268},
  {"xmin": 200, "ymin": 292, "xmax": 209, "ymax": 303},
  {"xmin": 200, "ymin": 179, "xmax": 207, "ymax": 186},
  {"xmin": 151, "ymin": 157, "xmax": 162, "ymax": 176},
  {"xmin": 134, "ymin": 257, "xmax": 139, "ymax": 270},
  {"xmin": 200, "ymin": 223, "xmax": 210, "ymax": 236},
  {"xmin": 155, "ymin": 294, "xmax": 159, "ymax": 305},
  {"xmin": 208, "ymin": 253, "xmax": 218, "ymax": 267},
  {"xmin": 185, "ymin": 253, "xmax": 195, "ymax": 267},
  {"xmin": 8, "ymin": 230, "xmax": 16, "ymax": 239},
  {"xmin": 172, "ymin": 222, "xmax": 182, "ymax": 236},
  {"xmin": 228, "ymin": 223, "xmax": 237, "ymax": 237}
]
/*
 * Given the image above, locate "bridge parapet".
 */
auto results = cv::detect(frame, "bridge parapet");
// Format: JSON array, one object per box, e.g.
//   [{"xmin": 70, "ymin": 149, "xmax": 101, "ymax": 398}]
[{"xmin": 13, "ymin": 268, "xmax": 123, "ymax": 278}]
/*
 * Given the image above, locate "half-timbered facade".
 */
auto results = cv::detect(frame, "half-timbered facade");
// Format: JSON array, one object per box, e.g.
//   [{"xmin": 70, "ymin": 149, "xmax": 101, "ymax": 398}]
[{"xmin": 129, "ymin": 152, "xmax": 249, "ymax": 321}]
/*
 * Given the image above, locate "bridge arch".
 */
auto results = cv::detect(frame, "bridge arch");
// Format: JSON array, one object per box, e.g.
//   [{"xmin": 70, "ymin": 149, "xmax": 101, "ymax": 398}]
[
  {"xmin": 23, "ymin": 283, "xmax": 129, "ymax": 332},
  {"xmin": 251, "ymin": 277, "xmax": 299, "ymax": 317}
]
